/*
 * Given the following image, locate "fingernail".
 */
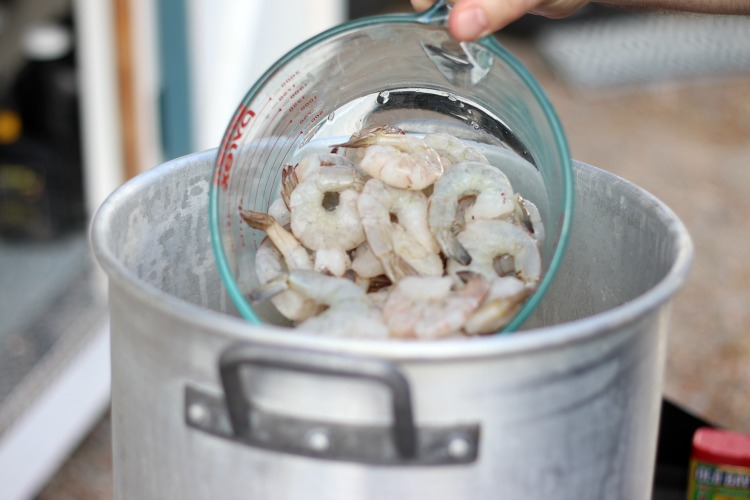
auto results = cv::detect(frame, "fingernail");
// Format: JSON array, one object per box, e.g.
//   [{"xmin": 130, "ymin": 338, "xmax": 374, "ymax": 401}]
[{"xmin": 452, "ymin": 6, "xmax": 489, "ymax": 41}]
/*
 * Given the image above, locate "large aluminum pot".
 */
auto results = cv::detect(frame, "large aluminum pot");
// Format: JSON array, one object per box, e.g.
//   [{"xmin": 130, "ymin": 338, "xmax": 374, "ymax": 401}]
[{"xmin": 91, "ymin": 150, "xmax": 692, "ymax": 500}]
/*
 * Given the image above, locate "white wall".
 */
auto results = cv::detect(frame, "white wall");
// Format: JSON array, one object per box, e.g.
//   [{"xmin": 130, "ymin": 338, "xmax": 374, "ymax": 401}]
[
  {"xmin": 185, "ymin": 0, "xmax": 346, "ymax": 152},
  {"xmin": 74, "ymin": 0, "xmax": 124, "ymax": 217}
]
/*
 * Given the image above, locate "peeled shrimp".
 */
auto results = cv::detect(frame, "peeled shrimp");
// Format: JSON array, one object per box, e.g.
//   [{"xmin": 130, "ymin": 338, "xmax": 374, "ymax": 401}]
[
  {"xmin": 240, "ymin": 209, "xmax": 313, "ymax": 271},
  {"xmin": 289, "ymin": 167, "xmax": 365, "ymax": 250},
  {"xmin": 351, "ymin": 242, "xmax": 386, "ymax": 279},
  {"xmin": 250, "ymin": 270, "xmax": 389, "ymax": 339},
  {"xmin": 268, "ymin": 197, "xmax": 291, "ymax": 227},
  {"xmin": 423, "ymin": 133, "xmax": 489, "ymax": 168},
  {"xmin": 463, "ymin": 276, "xmax": 534, "ymax": 335},
  {"xmin": 391, "ymin": 225, "xmax": 442, "ymax": 277},
  {"xmin": 383, "ymin": 274, "xmax": 490, "ymax": 339},
  {"xmin": 289, "ymin": 165, "xmax": 366, "ymax": 276},
  {"xmin": 313, "ymin": 248, "xmax": 351, "ymax": 277},
  {"xmin": 336, "ymin": 126, "xmax": 443, "ymax": 190},
  {"xmin": 448, "ymin": 219, "xmax": 542, "ymax": 285},
  {"xmin": 357, "ymin": 179, "xmax": 442, "ymax": 282},
  {"xmin": 294, "ymin": 152, "xmax": 355, "ymax": 182},
  {"xmin": 428, "ymin": 161, "xmax": 515, "ymax": 265},
  {"xmin": 254, "ymin": 238, "xmax": 320, "ymax": 322}
]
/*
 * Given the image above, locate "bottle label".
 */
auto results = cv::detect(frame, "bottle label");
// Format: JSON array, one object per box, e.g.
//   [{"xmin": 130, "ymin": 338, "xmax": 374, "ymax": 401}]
[{"xmin": 688, "ymin": 459, "xmax": 750, "ymax": 499}]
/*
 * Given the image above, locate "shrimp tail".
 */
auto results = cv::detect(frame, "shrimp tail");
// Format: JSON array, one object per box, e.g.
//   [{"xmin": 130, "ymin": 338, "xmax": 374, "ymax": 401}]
[
  {"xmin": 331, "ymin": 125, "xmax": 405, "ymax": 149},
  {"xmin": 435, "ymin": 228, "xmax": 472, "ymax": 265},
  {"xmin": 388, "ymin": 254, "xmax": 418, "ymax": 281},
  {"xmin": 281, "ymin": 164, "xmax": 298, "ymax": 209},
  {"xmin": 248, "ymin": 274, "xmax": 290, "ymax": 303},
  {"xmin": 239, "ymin": 208, "xmax": 275, "ymax": 231},
  {"xmin": 514, "ymin": 194, "xmax": 534, "ymax": 235},
  {"xmin": 331, "ymin": 136, "xmax": 375, "ymax": 149},
  {"xmin": 367, "ymin": 274, "xmax": 392, "ymax": 293}
]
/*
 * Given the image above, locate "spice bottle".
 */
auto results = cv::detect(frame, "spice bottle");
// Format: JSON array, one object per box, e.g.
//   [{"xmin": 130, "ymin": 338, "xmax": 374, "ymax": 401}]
[{"xmin": 687, "ymin": 427, "xmax": 750, "ymax": 499}]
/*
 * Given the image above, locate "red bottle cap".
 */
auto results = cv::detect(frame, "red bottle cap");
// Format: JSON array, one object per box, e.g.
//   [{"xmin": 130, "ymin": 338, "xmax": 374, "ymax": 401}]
[{"xmin": 692, "ymin": 427, "xmax": 750, "ymax": 468}]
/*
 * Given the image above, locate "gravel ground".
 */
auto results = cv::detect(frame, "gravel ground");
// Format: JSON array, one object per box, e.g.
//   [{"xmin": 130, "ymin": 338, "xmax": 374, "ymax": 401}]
[{"xmin": 36, "ymin": 32, "xmax": 750, "ymax": 500}]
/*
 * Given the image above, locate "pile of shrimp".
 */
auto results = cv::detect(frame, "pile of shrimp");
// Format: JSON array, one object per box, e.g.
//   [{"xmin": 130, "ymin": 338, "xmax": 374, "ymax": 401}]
[{"xmin": 240, "ymin": 125, "xmax": 544, "ymax": 340}]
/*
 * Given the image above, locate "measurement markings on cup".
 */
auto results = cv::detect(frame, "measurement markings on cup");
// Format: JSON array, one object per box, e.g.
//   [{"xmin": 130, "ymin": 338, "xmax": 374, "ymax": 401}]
[
  {"xmin": 232, "ymin": 72, "xmax": 312, "ymax": 247},
  {"xmin": 259, "ymin": 121, "xmax": 299, "ymax": 218},
  {"xmin": 233, "ymin": 70, "xmax": 304, "ymax": 213},
  {"xmin": 215, "ymin": 103, "xmax": 256, "ymax": 192}
]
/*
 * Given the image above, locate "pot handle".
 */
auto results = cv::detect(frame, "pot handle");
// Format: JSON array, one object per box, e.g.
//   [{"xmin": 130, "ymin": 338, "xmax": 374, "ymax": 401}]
[
  {"xmin": 183, "ymin": 342, "xmax": 479, "ymax": 465},
  {"xmin": 219, "ymin": 343, "xmax": 417, "ymax": 459}
]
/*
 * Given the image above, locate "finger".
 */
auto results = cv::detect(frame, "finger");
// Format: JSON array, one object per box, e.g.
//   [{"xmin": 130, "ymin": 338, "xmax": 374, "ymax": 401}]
[
  {"xmin": 530, "ymin": 0, "xmax": 589, "ymax": 18},
  {"xmin": 411, "ymin": 0, "xmax": 436, "ymax": 11},
  {"xmin": 448, "ymin": 0, "xmax": 541, "ymax": 41}
]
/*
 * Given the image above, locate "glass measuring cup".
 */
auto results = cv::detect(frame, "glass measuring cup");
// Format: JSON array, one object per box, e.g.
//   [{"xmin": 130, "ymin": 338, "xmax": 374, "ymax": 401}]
[{"xmin": 209, "ymin": 0, "xmax": 574, "ymax": 334}]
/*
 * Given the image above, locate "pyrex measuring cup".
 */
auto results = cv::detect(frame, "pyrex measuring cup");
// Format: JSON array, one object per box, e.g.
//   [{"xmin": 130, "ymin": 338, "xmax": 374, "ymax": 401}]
[{"xmin": 209, "ymin": 0, "xmax": 573, "ymax": 333}]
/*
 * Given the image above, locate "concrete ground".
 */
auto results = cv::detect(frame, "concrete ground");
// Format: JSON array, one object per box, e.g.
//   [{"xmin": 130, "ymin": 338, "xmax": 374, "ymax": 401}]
[{"xmin": 36, "ymin": 24, "xmax": 750, "ymax": 500}]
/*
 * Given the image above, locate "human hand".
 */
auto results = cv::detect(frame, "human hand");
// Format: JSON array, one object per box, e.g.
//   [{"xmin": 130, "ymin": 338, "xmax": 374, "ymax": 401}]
[{"xmin": 411, "ymin": 0, "xmax": 590, "ymax": 41}]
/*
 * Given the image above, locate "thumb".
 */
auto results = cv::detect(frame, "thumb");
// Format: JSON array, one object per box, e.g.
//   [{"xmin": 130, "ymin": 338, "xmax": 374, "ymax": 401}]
[
  {"xmin": 411, "ymin": 0, "xmax": 437, "ymax": 10},
  {"xmin": 448, "ymin": 0, "xmax": 589, "ymax": 41},
  {"xmin": 447, "ymin": 0, "xmax": 543, "ymax": 41}
]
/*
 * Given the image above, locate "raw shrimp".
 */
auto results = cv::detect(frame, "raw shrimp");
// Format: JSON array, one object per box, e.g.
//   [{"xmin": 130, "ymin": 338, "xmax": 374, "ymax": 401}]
[
  {"xmin": 383, "ymin": 274, "xmax": 490, "ymax": 339},
  {"xmin": 289, "ymin": 166, "xmax": 365, "ymax": 251},
  {"xmin": 428, "ymin": 161, "xmax": 515, "ymax": 265},
  {"xmin": 514, "ymin": 194, "xmax": 545, "ymax": 247},
  {"xmin": 313, "ymin": 248, "xmax": 351, "ymax": 277},
  {"xmin": 448, "ymin": 219, "xmax": 541, "ymax": 285},
  {"xmin": 351, "ymin": 242, "xmax": 386, "ymax": 279},
  {"xmin": 391, "ymin": 225, "xmax": 442, "ymax": 277},
  {"xmin": 239, "ymin": 209, "xmax": 313, "ymax": 271},
  {"xmin": 267, "ymin": 197, "xmax": 291, "ymax": 227},
  {"xmin": 423, "ymin": 133, "xmax": 489, "ymax": 168},
  {"xmin": 357, "ymin": 179, "xmax": 442, "ymax": 282},
  {"xmin": 462, "ymin": 276, "xmax": 534, "ymax": 335},
  {"xmin": 254, "ymin": 238, "xmax": 320, "ymax": 322},
  {"xmin": 288, "ymin": 165, "xmax": 366, "ymax": 278},
  {"xmin": 349, "ymin": 243, "xmax": 391, "ymax": 294},
  {"xmin": 281, "ymin": 155, "xmax": 358, "ymax": 211},
  {"xmin": 294, "ymin": 152, "xmax": 355, "ymax": 182},
  {"xmin": 250, "ymin": 270, "xmax": 389, "ymax": 339},
  {"xmin": 268, "ymin": 159, "xmax": 362, "ymax": 237},
  {"xmin": 336, "ymin": 126, "xmax": 443, "ymax": 190}
]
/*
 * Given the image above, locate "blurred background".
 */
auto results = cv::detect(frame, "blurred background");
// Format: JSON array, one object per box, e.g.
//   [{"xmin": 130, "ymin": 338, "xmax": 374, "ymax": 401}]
[{"xmin": 0, "ymin": 0, "xmax": 747, "ymax": 498}]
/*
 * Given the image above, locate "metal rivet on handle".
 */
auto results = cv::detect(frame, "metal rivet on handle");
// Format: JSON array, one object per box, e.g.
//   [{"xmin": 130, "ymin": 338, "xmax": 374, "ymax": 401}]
[
  {"xmin": 306, "ymin": 429, "xmax": 331, "ymax": 452},
  {"xmin": 447, "ymin": 436, "xmax": 471, "ymax": 459},
  {"xmin": 187, "ymin": 403, "xmax": 209, "ymax": 426}
]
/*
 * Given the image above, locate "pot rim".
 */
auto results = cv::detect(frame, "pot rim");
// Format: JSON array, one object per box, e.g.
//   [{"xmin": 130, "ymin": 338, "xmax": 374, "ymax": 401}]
[{"xmin": 91, "ymin": 150, "xmax": 693, "ymax": 362}]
